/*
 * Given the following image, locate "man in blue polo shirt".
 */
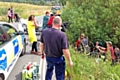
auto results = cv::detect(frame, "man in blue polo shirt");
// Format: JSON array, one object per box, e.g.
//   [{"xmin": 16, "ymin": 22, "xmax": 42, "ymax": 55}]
[{"xmin": 40, "ymin": 16, "xmax": 73, "ymax": 80}]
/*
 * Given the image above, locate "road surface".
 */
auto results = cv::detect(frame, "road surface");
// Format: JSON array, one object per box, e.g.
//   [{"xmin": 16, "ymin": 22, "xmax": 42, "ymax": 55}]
[{"xmin": 7, "ymin": 16, "xmax": 56, "ymax": 80}]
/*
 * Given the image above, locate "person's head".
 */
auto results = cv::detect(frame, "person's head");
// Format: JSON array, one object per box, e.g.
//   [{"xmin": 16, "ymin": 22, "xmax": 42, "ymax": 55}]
[
  {"xmin": 45, "ymin": 11, "xmax": 49, "ymax": 16},
  {"xmin": 50, "ymin": 14, "xmax": 54, "ymax": 17},
  {"xmin": 80, "ymin": 33, "xmax": 85, "ymax": 39},
  {"xmin": 115, "ymin": 48, "xmax": 119, "ymax": 53},
  {"xmin": 8, "ymin": 8, "xmax": 10, "ymax": 10},
  {"xmin": 28, "ymin": 15, "xmax": 35, "ymax": 21},
  {"xmin": 96, "ymin": 41, "xmax": 99, "ymax": 45},
  {"xmin": 106, "ymin": 41, "xmax": 112, "ymax": 47},
  {"xmin": 52, "ymin": 16, "xmax": 62, "ymax": 29}
]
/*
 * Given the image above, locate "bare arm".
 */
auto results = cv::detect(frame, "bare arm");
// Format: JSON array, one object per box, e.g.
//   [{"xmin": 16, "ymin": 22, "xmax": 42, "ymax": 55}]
[
  {"xmin": 96, "ymin": 46, "xmax": 106, "ymax": 53},
  {"xmin": 63, "ymin": 49, "xmax": 73, "ymax": 67},
  {"xmin": 96, "ymin": 46, "xmax": 106, "ymax": 50},
  {"xmin": 98, "ymin": 48, "xmax": 106, "ymax": 53},
  {"xmin": 33, "ymin": 21, "xmax": 38, "ymax": 28},
  {"xmin": 40, "ymin": 42, "xmax": 44, "ymax": 54},
  {"xmin": 99, "ymin": 46, "xmax": 106, "ymax": 50}
]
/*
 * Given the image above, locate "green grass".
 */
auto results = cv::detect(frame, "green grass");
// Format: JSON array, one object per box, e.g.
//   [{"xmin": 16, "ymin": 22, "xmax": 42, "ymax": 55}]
[
  {"xmin": 66, "ymin": 46, "xmax": 120, "ymax": 80},
  {"xmin": 0, "ymin": 2, "xmax": 52, "ymax": 21}
]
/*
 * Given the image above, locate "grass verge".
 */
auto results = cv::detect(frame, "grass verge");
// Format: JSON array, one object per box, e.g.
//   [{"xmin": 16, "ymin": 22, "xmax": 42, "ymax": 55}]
[
  {"xmin": 66, "ymin": 46, "xmax": 120, "ymax": 80},
  {"xmin": 0, "ymin": 2, "xmax": 52, "ymax": 21}
]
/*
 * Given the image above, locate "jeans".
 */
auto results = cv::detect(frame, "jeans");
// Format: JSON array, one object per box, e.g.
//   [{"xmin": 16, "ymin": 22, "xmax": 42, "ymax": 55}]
[{"xmin": 45, "ymin": 56, "xmax": 66, "ymax": 80}]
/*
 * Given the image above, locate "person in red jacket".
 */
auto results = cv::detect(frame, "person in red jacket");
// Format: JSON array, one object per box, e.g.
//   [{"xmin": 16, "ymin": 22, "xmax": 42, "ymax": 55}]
[
  {"xmin": 75, "ymin": 33, "xmax": 88, "ymax": 51},
  {"xmin": 47, "ymin": 14, "xmax": 55, "ymax": 28}
]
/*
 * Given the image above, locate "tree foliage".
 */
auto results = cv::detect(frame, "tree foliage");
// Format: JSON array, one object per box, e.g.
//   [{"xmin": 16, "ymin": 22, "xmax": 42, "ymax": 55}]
[{"xmin": 61, "ymin": 0, "xmax": 120, "ymax": 47}]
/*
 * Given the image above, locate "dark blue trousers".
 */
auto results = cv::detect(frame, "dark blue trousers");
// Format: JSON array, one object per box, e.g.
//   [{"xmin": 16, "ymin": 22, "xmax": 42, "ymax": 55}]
[{"xmin": 45, "ymin": 56, "xmax": 66, "ymax": 80}]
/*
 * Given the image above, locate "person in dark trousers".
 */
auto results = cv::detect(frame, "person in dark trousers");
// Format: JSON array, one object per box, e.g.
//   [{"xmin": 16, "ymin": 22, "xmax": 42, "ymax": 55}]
[
  {"xmin": 7, "ymin": 8, "xmax": 12, "ymax": 23},
  {"xmin": 27, "ymin": 15, "xmax": 39, "ymax": 55},
  {"xmin": 10, "ymin": 6, "xmax": 14, "ymax": 22},
  {"xmin": 40, "ymin": 16, "xmax": 73, "ymax": 80}
]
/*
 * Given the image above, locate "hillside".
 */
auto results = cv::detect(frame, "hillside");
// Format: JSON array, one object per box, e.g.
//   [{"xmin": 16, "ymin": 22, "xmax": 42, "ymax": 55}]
[{"xmin": 0, "ymin": 2, "xmax": 52, "ymax": 21}]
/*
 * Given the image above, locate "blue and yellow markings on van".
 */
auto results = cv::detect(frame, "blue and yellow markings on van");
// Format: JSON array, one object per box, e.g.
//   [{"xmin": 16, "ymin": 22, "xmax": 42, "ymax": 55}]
[
  {"xmin": 12, "ymin": 39, "xmax": 19, "ymax": 56},
  {"xmin": 0, "ymin": 49, "xmax": 7, "ymax": 71},
  {"xmin": 0, "ymin": 36, "xmax": 24, "ymax": 72},
  {"xmin": 19, "ymin": 35, "xmax": 23, "ymax": 48},
  {"xmin": 7, "ymin": 37, "xmax": 21, "ymax": 72}
]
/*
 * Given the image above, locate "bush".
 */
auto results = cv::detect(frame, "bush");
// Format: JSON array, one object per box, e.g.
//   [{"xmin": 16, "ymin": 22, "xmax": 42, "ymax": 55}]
[{"xmin": 61, "ymin": 0, "xmax": 120, "ymax": 47}]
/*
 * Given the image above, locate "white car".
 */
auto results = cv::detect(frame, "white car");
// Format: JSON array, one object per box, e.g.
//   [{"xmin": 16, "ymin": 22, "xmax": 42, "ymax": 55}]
[{"xmin": 0, "ymin": 22, "xmax": 26, "ymax": 80}]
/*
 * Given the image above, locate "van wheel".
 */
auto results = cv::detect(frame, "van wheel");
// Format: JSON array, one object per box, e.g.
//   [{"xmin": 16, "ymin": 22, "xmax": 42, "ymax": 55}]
[
  {"xmin": 0, "ymin": 74, "xmax": 4, "ymax": 80},
  {"xmin": 20, "ymin": 38, "xmax": 26, "ymax": 57}
]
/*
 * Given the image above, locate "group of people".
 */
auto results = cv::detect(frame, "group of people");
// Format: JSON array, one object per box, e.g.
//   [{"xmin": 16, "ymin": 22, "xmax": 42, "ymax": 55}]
[
  {"xmin": 42, "ymin": 11, "xmax": 66, "ymax": 32},
  {"xmin": 75, "ymin": 34, "xmax": 120, "ymax": 66},
  {"xmin": 75, "ymin": 33, "xmax": 88, "ymax": 51},
  {"xmin": 95, "ymin": 41, "xmax": 120, "ymax": 65},
  {"xmin": 7, "ymin": 6, "xmax": 20, "ymax": 23},
  {"xmin": 27, "ymin": 11, "xmax": 73, "ymax": 80}
]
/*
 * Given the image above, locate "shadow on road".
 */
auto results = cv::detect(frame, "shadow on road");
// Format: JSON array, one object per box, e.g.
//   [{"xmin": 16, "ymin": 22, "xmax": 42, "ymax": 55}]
[{"xmin": 15, "ymin": 72, "xmax": 21, "ymax": 80}]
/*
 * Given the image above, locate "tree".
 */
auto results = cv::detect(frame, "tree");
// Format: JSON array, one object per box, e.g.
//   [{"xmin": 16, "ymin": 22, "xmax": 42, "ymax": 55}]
[{"xmin": 61, "ymin": 0, "xmax": 120, "ymax": 47}]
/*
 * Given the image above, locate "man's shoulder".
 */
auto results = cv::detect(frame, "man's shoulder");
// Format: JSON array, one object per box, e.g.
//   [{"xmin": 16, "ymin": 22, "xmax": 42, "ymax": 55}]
[
  {"xmin": 42, "ymin": 28, "xmax": 53, "ymax": 33},
  {"xmin": 42, "ymin": 28, "xmax": 66, "ymax": 35},
  {"xmin": 56, "ymin": 30, "xmax": 66, "ymax": 36},
  {"xmin": 42, "ymin": 28, "xmax": 49, "ymax": 32}
]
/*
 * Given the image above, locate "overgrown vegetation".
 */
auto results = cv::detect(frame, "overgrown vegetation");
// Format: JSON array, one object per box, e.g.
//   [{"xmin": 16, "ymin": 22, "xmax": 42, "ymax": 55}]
[
  {"xmin": 65, "ymin": 46, "xmax": 120, "ymax": 80},
  {"xmin": 61, "ymin": 0, "xmax": 120, "ymax": 47},
  {"xmin": 61, "ymin": 0, "xmax": 120, "ymax": 79},
  {"xmin": 0, "ymin": 2, "xmax": 51, "ymax": 21}
]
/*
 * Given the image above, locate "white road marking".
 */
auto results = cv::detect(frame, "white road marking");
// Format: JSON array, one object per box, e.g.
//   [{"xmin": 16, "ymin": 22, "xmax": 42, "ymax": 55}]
[
  {"xmin": 42, "ymin": 57, "xmax": 46, "ymax": 80},
  {"xmin": 39, "ymin": 57, "xmax": 42, "ymax": 79}
]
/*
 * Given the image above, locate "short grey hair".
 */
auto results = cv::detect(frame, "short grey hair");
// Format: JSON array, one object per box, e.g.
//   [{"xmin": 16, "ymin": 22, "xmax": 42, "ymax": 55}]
[
  {"xmin": 53, "ymin": 16, "xmax": 62, "ymax": 25},
  {"xmin": 115, "ymin": 48, "xmax": 119, "ymax": 51}
]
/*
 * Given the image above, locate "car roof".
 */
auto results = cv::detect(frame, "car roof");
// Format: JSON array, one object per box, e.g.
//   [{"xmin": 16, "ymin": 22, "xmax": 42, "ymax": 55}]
[
  {"xmin": 0, "ymin": 22, "xmax": 14, "ymax": 26},
  {"xmin": 0, "ymin": 22, "xmax": 24, "ymax": 32},
  {"xmin": 0, "ymin": 22, "xmax": 8, "ymax": 24},
  {"xmin": 0, "ymin": 22, "xmax": 18, "ymax": 31}
]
